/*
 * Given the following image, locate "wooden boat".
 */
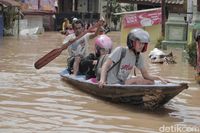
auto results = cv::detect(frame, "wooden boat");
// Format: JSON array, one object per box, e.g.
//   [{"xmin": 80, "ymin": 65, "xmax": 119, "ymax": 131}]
[{"xmin": 60, "ymin": 69, "xmax": 188, "ymax": 110}]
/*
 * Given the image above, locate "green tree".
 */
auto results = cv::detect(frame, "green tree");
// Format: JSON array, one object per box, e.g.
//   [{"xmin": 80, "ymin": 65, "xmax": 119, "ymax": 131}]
[
  {"xmin": 103, "ymin": 0, "xmax": 122, "ymax": 30},
  {"xmin": 3, "ymin": 6, "xmax": 19, "ymax": 35},
  {"xmin": 103, "ymin": 1, "xmax": 136, "ymax": 30},
  {"xmin": 122, "ymin": 3, "xmax": 135, "ymax": 12},
  {"xmin": 186, "ymin": 42, "xmax": 197, "ymax": 67}
]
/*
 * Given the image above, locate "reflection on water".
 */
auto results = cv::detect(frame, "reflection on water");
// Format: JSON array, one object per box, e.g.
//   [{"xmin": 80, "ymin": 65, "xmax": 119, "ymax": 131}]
[{"xmin": 0, "ymin": 32, "xmax": 200, "ymax": 132}]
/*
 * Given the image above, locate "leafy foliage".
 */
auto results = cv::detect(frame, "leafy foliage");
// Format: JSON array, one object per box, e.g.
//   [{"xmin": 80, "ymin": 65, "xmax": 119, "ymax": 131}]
[
  {"xmin": 155, "ymin": 36, "xmax": 164, "ymax": 49},
  {"xmin": 186, "ymin": 42, "xmax": 197, "ymax": 67},
  {"xmin": 3, "ymin": 7, "xmax": 18, "ymax": 29},
  {"xmin": 2, "ymin": 6, "xmax": 20, "ymax": 36},
  {"xmin": 122, "ymin": 4, "xmax": 135, "ymax": 12},
  {"xmin": 103, "ymin": 0, "xmax": 134, "ymax": 30}
]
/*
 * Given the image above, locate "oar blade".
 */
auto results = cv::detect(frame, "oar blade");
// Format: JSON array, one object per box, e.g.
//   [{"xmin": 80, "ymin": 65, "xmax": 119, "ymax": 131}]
[{"xmin": 34, "ymin": 48, "xmax": 63, "ymax": 69}]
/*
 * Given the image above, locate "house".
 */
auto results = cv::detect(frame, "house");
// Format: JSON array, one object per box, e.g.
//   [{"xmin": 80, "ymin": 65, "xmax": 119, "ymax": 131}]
[
  {"xmin": 117, "ymin": 0, "xmax": 188, "ymax": 48},
  {"xmin": 19, "ymin": 0, "xmax": 102, "ymax": 31},
  {"xmin": 20, "ymin": 0, "xmax": 56, "ymax": 32},
  {"xmin": 55, "ymin": 0, "xmax": 101, "ymax": 31}
]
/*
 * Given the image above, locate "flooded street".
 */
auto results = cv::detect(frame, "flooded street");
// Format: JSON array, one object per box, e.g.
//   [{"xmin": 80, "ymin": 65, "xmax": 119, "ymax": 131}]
[{"xmin": 0, "ymin": 32, "xmax": 200, "ymax": 133}]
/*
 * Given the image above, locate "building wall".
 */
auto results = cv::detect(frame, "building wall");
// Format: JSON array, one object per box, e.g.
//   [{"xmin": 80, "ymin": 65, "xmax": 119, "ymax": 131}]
[
  {"xmin": 89, "ymin": 0, "xmax": 99, "ymax": 13},
  {"xmin": 120, "ymin": 24, "xmax": 161, "ymax": 46},
  {"xmin": 62, "ymin": 0, "xmax": 73, "ymax": 12},
  {"xmin": 77, "ymin": 0, "xmax": 99, "ymax": 13},
  {"xmin": 145, "ymin": 25, "xmax": 162, "ymax": 44},
  {"xmin": 99, "ymin": 0, "xmax": 107, "ymax": 19},
  {"xmin": 77, "ymin": 0, "xmax": 88, "ymax": 12},
  {"xmin": 23, "ymin": 15, "xmax": 44, "ymax": 33}
]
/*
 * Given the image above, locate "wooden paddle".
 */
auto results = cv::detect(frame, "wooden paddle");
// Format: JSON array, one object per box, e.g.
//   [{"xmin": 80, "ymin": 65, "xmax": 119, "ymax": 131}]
[{"xmin": 34, "ymin": 26, "xmax": 96, "ymax": 69}]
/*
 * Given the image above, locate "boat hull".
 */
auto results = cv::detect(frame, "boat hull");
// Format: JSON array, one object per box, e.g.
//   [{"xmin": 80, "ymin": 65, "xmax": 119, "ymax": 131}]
[{"xmin": 60, "ymin": 69, "xmax": 188, "ymax": 110}]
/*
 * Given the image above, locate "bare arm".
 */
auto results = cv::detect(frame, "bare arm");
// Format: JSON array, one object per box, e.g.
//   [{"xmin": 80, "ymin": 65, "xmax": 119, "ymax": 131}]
[
  {"xmin": 140, "ymin": 67, "xmax": 168, "ymax": 83},
  {"xmin": 98, "ymin": 58, "xmax": 113, "ymax": 88},
  {"xmin": 89, "ymin": 20, "xmax": 104, "ymax": 39},
  {"xmin": 72, "ymin": 56, "xmax": 81, "ymax": 76},
  {"xmin": 62, "ymin": 22, "xmax": 65, "ymax": 31},
  {"xmin": 63, "ymin": 34, "xmax": 76, "ymax": 45}
]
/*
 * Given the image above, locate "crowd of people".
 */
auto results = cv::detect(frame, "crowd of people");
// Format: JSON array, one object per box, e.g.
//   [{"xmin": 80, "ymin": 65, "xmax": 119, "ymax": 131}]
[
  {"xmin": 61, "ymin": 17, "xmax": 169, "ymax": 88},
  {"xmin": 60, "ymin": 17, "xmax": 110, "ymax": 36}
]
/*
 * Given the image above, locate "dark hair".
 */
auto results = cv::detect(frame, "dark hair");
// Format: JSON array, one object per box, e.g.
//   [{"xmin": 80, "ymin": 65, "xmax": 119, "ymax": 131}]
[{"xmin": 72, "ymin": 19, "xmax": 84, "ymax": 29}]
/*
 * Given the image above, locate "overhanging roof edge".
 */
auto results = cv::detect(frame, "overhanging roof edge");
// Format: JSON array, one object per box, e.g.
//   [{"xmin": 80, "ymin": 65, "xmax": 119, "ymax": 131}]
[{"xmin": 113, "ymin": 7, "xmax": 161, "ymax": 15}]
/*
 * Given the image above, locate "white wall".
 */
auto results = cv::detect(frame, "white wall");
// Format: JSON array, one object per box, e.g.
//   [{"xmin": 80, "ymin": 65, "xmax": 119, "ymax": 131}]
[
  {"xmin": 99, "ymin": 0, "xmax": 107, "ymax": 18},
  {"xmin": 77, "ymin": 0, "xmax": 99, "ymax": 13},
  {"xmin": 187, "ymin": 0, "xmax": 193, "ymax": 23}
]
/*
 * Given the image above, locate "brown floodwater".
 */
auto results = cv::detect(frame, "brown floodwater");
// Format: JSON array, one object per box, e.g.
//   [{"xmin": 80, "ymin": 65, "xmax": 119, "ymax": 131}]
[{"xmin": 0, "ymin": 32, "xmax": 200, "ymax": 133}]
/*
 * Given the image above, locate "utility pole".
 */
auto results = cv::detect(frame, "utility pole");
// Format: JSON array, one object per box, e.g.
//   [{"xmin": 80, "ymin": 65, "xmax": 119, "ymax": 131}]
[
  {"xmin": 17, "ymin": 8, "xmax": 20, "ymax": 38},
  {"xmin": 72, "ymin": 0, "xmax": 75, "ymax": 11},
  {"xmin": 106, "ymin": 1, "xmax": 110, "ymax": 27},
  {"xmin": 38, "ymin": 0, "xmax": 40, "ymax": 10},
  {"xmin": 161, "ymin": 0, "xmax": 166, "ymax": 37}
]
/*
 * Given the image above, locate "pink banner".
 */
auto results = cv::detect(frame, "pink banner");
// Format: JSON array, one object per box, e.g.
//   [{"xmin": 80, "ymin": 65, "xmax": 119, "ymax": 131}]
[
  {"xmin": 40, "ymin": 0, "xmax": 56, "ymax": 12},
  {"xmin": 21, "ymin": 0, "xmax": 39, "ymax": 11},
  {"xmin": 21, "ymin": 0, "xmax": 56, "ymax": 12},
  {"xmin": 123, "ymin": 8, "xmax": 161, "ymax": 28}
]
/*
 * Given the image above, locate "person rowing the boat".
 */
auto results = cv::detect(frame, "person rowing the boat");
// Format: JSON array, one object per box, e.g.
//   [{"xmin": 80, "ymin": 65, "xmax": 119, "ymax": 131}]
[
  {"xmin": 98, "ymin": 28, "xmax": 169, "ymax": 88},
  {"xmin": 63, "ymin": 19, "xmax": 104, "ymax": 76}
]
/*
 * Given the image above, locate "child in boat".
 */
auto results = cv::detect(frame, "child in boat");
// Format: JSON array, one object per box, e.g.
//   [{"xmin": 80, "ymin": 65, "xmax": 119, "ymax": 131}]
[
  {"xmin": 60, "ymin": 18, "xmax": 71, "ymax": 35},
  {"xmin": 64, "ymin": 19, "xmax": 104, "ymax": 76},
  {"xmin": 98, "ymin": 28, "xmax": 169, "ymax": 88},
  {"xmin": 79, "ymin": 34, "xmax": 113, "ymax": 80}
]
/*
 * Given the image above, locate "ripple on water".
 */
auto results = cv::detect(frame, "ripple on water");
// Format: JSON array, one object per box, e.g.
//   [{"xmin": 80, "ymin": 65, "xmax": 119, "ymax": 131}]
[{"xmin": 167, "ymin": 99, "xmax": 200, "ymax": 126}]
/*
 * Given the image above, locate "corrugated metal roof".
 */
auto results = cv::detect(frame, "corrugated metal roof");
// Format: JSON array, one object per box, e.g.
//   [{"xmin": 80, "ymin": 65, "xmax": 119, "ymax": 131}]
[
  {"xmin": 117, "ymin": 0, "xmax": 184, "ymax": 5},
  {"xmin": 0, "ymin": 0, "xmax": 20, "ymax": 7}
]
